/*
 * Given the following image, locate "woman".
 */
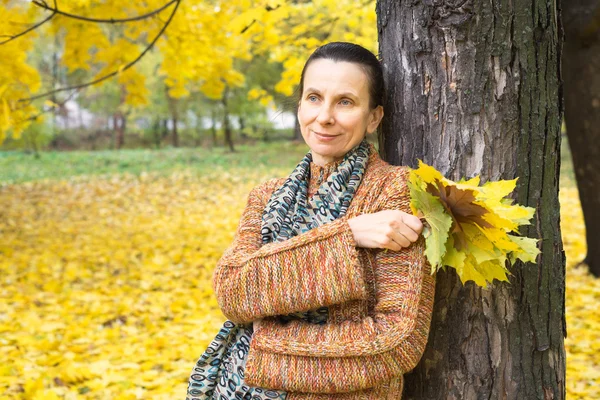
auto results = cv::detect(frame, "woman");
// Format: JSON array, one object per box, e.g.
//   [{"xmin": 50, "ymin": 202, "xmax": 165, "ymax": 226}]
[{"xmin": 187, "ymin": 42, "xmax": 435, "ymax": 400}]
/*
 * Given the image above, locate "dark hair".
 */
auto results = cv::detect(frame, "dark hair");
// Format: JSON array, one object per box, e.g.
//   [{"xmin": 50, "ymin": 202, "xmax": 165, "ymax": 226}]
[{"xmin": 298, "ymin": 42, "xmax": 385, "ymax": 110}]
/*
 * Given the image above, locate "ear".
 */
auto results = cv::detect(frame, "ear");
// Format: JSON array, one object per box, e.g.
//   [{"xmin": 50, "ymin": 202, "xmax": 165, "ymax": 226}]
[{"xmin": 366, "ymin": 105, "xmax": 384, "ymax": 134}]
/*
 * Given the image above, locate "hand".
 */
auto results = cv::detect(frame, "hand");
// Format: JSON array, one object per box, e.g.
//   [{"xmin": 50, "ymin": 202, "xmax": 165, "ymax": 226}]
[{"xmin": 347, "ymin": 210, "xmax": 423, "ymax": 251}]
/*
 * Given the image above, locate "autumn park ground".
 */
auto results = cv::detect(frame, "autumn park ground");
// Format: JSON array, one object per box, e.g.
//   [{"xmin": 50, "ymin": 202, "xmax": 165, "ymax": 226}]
[{"xmin": 0, "ymin": 140, "xmax": 598, "ymax": 399}]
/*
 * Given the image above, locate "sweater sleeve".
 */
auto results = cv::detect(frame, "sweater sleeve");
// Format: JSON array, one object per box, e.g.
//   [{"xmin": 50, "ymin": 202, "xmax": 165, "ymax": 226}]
[
  {"xmin": 212, "ymin": 179, "xmax": 367, "ymax": 325},
  {"xmin": 244, "ymin": 168, "xmax": 436, "ymax": 394}
]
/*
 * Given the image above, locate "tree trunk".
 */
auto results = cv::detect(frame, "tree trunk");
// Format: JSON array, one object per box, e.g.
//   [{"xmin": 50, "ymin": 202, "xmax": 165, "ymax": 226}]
[
  {"xmin": 211, "ymin": 109, "xmax": 218, "ymax": 147},
  {"xmin": 293, "ymin": 114, "xmax": 302, "ymax": 141},
  {"xmin": 114, "ymin": 86, "xmax": 127, "ymax": 150},
  {"xmin": 562, "ymin": 1, "xmax": 600, "ymax": 277},
  {"xmin": 222, "ymin": 87, "xmax": 235, "ymax": 152},
  {"xmin": 239, "ymin": 115, "xmax": 247, "ymax": 139},
  {"xmin": 194, "ymin": 111, "xmax": 202, "ymax": 147},
  {"xmin": 113, "ymin": 112, "xmax": 125, "ymax": 149},
  {"xmin": 376, "ymin": 0, "xmax": 566, "ymax": 399},
  {"xmin": 167, "ymin": 94, "xmax": 179, "ymax": 148},
  {"xmin": 152, "ymin": 118, "xmax": 161, "ymax": 149},
  {"xmin": 162, "ymin": 118, "xmax": 169, "ymax": 144}
]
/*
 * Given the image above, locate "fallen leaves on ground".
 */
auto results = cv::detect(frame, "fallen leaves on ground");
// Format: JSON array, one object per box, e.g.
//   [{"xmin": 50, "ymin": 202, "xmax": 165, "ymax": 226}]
[
  {"xmin": 561, "ymin": 186, "xmax": 600, "ymax": 400},
  {"xmin": 0, "ymin": 170, "xmax": 597, "ymax": 399},
  {"xmin": 0, "ymin": 170, "xmax": 280, "ymax": 399}
]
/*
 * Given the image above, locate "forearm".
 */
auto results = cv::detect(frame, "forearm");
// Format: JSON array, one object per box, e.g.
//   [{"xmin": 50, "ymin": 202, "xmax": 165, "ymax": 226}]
[
  {"xmin": 213, "ymin": 182, "xmax": 367, "ymax": 324},
  {"xmin": 245, "ymin": 346, "xmax": 404, "ymax": 394},
  {"xmin": 245, "ymin": 247, "xmax": 435, "ymax": 393}
]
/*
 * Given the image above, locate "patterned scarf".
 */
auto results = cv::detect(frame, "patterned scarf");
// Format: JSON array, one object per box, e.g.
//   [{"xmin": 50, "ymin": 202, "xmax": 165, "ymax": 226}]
[{"xmin": 261, "ymin": 138, "xmax": 371, "ymax": 244}]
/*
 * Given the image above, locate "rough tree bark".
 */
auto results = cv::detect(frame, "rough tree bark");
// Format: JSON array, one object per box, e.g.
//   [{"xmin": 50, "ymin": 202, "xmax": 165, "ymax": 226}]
[
  {"xmin": 562, "ymin": 0, "xmax": 600, "ymax": 277},
  {"xmin": 376, "ymin": 0, "xmax": 566, "ymax": 399}
]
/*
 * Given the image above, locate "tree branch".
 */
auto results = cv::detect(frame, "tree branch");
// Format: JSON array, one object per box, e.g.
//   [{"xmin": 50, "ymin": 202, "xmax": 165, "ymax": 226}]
[
  {"xmin": 18, "ymin": 0, "xmax": 181, "ymax": 104},
  {"xmin": 240, "ymin": 4, "xmax": 281, "ymax": 34},
  {"xmin": 31, "ymin": 0, "xmax": 178, "ymax": 24},
  {"xmin": 1, "ymin": 0, "xmax": 178, "ymax": 46},
  {"xmin": 0, "ymin": 1, "xmax": 57, "ymax": 45},
  {"xmin": 22, "ymin": 89, "xmax": 78, "ymax": 124}
]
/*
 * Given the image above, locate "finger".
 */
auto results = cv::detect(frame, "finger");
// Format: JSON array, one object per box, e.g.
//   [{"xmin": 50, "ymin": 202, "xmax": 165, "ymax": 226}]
[
  {"xmin": 398, "ymin": 225, "xmax": 419, "ymax": 242},
  {"xmin": 389, "ymin": 228, "xmax": 411, "ymax": 249},
  {"xmin": 401, "ymin": 213, "xmax": 424, "ymax": 234},
  {"xmin": 383, "ymin": 238, "xmax": 402, "ymax": 252},
  {"xmin": 380, "ymin": 229, "xmax": 402, "ymax": 251}
]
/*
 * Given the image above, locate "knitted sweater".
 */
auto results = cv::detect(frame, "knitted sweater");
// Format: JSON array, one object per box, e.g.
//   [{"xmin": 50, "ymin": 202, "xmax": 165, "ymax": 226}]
[{"xmin": 212, "ymin": 146, "xmax": 435, "ymax": 399}]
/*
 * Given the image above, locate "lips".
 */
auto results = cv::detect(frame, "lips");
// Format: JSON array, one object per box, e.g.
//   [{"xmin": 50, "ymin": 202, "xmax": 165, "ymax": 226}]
[{"xmin": 313, "ymin": 131, "xmax": 339, "ymax": 138}]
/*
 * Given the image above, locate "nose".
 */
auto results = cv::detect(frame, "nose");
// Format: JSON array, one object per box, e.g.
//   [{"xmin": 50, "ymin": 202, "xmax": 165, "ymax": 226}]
[{"xmin": 315, "ymin": 104, "xmax": 334, "ymax": 125}]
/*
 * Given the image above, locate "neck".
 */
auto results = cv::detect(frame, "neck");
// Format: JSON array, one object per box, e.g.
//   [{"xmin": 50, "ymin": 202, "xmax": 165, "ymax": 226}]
[{"xmin": 311, "ymin": 155, "xmax": 342, "ymax": 167}]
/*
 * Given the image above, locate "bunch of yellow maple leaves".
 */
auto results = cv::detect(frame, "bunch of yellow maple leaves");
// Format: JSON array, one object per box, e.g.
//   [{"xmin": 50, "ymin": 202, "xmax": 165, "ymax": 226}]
[{"xmin": 408, "ymin": 161, "xmax": 540, "ymax": 287}]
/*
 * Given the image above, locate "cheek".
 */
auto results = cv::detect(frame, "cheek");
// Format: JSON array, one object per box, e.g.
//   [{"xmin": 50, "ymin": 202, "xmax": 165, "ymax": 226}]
[
  {"xmin": 342, "ymin": 112, "xmax": 370, "ymax": 129},
  {"xmin": 298, "ymin": 107, "xmax": 317, "ymax": 126}
]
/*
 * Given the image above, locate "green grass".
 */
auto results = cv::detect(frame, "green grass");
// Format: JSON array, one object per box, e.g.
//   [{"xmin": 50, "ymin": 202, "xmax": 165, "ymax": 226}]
[
  {"xmin": 0, "ymin": 137, "xmax": 575, "ymax": 187},
  {"xmin": 0, "ymin": 141, "xmax": 310, "ymax": 185}
]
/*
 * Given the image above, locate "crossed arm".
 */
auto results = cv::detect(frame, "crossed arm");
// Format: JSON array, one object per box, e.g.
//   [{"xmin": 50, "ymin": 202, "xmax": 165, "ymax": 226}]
[{"xmin": 212, "ymin": 170, "xmax": 435, "ymax": 393}]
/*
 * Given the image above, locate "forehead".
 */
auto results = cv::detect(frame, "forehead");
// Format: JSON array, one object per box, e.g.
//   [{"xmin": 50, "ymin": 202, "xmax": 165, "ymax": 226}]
[{"xmin": 303, "ymin": 59, "xmax": 369, "ymax": 95}]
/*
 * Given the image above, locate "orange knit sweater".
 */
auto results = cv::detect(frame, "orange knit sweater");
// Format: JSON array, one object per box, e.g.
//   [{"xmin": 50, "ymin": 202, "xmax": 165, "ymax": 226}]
[{"xmin": 212, "ymin": 146, "xmax": 435, "ymax": 399}]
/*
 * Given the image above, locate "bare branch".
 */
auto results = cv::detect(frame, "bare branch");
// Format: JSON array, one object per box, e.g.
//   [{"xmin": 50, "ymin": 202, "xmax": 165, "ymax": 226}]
[
  {"xmin": 0, "ymin": 12, "xmax": 56, "ymax": 45},
  {"xmin": 18, "ymin": 0, "xmax": 181, "ymax": 104},
  {"xmin": 30, "ymin": 0, "xmax": 178, "ymax": 24},
  {"xmin": 239, "ymin": 4, "xmax": 281, "ymax": 34},
  {"xmin": 20, "ymin": 90, "xmax": 78, "ymax": 124},
  {"xmin": 240, "ymin": 20, "xmax": 257, "ymax": 34}
]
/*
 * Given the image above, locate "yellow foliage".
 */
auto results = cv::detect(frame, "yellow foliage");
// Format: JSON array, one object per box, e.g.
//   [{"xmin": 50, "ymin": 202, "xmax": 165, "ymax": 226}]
[
  {"xmin": 0, "ymin": 4, "xmax": 41, "ymax": 140},
  {"xmin": 561, "ymin": 186, "xmax": 600, "ymax": 400},
  {"xmin": 0, "ymin": 169, "xmax": 284, "ymax": 398},
  {"xmin": 408, "ymin": 160, "xmax": 539, "ymax": 286},
  {"xmin": 117, "ymin": 69, "xmax": 149, "ymax": 106},
  {"xmin": 1, "ymin": 0, "xmax": 379, "ymax": 141}
]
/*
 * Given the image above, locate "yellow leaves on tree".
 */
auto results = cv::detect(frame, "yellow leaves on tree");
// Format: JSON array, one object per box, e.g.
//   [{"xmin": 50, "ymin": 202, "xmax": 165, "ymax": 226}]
[
  {"xmin": 0, "ymin": 4, "xmax": 42, "ymax": 141},
  {"xmin": 408, "ymin": 161, "xmax": 540, "ymax": 287},
  {"xmin": 248, "ymin": 88, "xmax": 274, "ymax": 107},
  {"xmin": 1, "ymin": 0, "xmax": 380, "ymax": 142}
]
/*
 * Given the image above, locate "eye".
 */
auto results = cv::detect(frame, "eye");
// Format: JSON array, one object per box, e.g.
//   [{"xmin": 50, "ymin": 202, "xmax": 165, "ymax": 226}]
[
  {"xmin": 307, "ymin": 94, "xmax": 319, "ymax": 102},
  {"xmin": 339, "ymin": 98, "xmax": 353, "ymax": 106}
]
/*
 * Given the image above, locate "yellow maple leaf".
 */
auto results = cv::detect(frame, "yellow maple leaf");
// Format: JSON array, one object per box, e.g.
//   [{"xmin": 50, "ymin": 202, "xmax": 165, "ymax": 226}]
[{"xmin": 409, "ymin": 161, "xmax": 539, "ymax": 287}]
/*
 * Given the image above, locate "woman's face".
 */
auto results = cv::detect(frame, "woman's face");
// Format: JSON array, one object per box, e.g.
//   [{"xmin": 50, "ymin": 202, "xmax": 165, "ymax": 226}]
[{"xmin": 298, "ymin": 59, "xmax": 383, "ymax": 166}]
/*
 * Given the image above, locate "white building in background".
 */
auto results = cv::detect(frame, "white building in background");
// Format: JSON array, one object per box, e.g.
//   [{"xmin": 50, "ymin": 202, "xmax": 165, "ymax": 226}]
[
  {"xmin": 267, "ymin": 108, "xmax": 296, "ymax": 130},
  {"xmin": 55, "ymin": 100, "xmax": 95, "ymax": 129},
  {"xmin": 53, "ymin": 98, "xmax": 296, "ymax": 131}
]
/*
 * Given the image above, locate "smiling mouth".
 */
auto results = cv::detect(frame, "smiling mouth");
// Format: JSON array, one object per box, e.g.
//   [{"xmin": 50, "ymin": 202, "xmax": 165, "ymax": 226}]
[{"xmin": 314, "ymin": 131, "xmax": 339, "ymax": 138}]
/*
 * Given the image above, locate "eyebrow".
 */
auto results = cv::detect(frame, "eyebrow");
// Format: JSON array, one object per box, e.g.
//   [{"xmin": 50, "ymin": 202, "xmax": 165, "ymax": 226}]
[
  {"xmin": 304, "ymin": 87, "xmax": 322, "ymax": 95},
  {"xmin": 303, "ymin": 87, "xmax": 358, "ymax": 98}
]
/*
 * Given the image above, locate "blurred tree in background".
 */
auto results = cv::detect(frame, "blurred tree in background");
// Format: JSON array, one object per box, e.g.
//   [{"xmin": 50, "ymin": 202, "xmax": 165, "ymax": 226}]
[
  {"xmin": 563, "ymin": 0, "xmax": 600, "ymax": 277},
  {"xmin": 0, "ymin": 0, "xmax": 377, "ymax": 150}
]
